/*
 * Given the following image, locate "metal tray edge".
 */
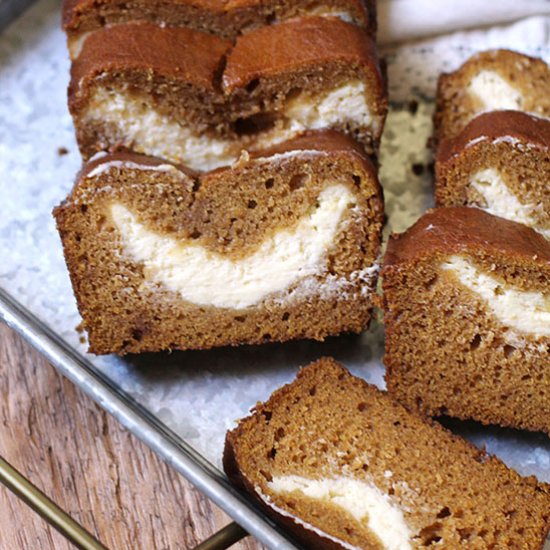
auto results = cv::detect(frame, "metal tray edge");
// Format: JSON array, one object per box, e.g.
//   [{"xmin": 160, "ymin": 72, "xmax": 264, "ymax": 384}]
[{"xmin": 0, "ymin": 285, "xmax": 298, "ymax": 550}]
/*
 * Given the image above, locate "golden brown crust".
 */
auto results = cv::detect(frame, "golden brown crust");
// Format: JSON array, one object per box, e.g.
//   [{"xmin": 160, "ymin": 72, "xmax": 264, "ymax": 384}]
[
  {"xmin": 63, "ymin": 0, "xmax": 376, "ymax": 42},
  {"xmin": 433, "ymin": 49, "xmax": 550, "ymax": 145},
  {"xmin": 224, "ymin": 358, "xmax": 550, "ymax": 549},
  {"xmin": 384, "ymin": 206, "xmax": 550, "ymax": 268},
  {"xmin": 69, "ymin": 21, "xmax": 230, "ymax": 106},
  {"xmin": 437, "ymin": 110, "xmax": 550, "ymax": 164},
  {"xmin": 53, "ymin": 132, "xmax": 383, "ymax": 354},
  {"xmin": 223, "ymin": 16, "xmax": 382, "ymax": 92}
]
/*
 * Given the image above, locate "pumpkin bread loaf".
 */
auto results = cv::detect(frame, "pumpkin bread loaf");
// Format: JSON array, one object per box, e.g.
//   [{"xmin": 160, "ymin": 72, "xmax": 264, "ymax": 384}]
[
  {"xmin": 224, "ymin": 357, "xmax": 550, "ymax": 549},
  {"xmin": 435, "ymin": 110, "xmax": 550, "ymax": 238},
  {"xmin": 434, "ymin": 49, "xmax": 550, "ymax": 145},
  {"xmin": 53, "ymin": 131, "xmax": 383, "ymax": 355},
  {"xmin": 68, "ymin": 18, "xmax": 387, "ymax": 170},
  {"xmin": 383, "ymin": 207, "xmax": 550, "ymax": 435},
  {"xmin": 63, "ymin": 0, "xmax": 376, "ymax": 58}
]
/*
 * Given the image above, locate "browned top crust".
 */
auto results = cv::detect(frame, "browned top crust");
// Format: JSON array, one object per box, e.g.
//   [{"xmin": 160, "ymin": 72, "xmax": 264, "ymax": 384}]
[
  {"xmin": 223, "ymin": 16, "xmax": 381, "ymax": 91},
  {"xmin": 437, "ymin": 110, "xmax": 550, "ymax": 164},
  {"xmin": 69, "ymin": 21, "xmax": 231, "ymax": 93},
  {"xmin": 76, "ymin": 129, "xmax": 377, "ymax": 186},
  {"xmin": 63, "ymin": 0, "xmax": 374, "ymax": 37},
  {"xmin": 384, "ymin": 207, "xmax": 550, "ymax": 268},
  {"xmin": 250, "ymin": 129, "xmax": 372, "ymax": 160}
]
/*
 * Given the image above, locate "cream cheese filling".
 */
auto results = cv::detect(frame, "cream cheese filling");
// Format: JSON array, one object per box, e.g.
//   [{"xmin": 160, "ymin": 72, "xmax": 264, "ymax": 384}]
[
  {"xmin": 306, "ymin": 6, "xmax": 356, "ymax": 23},
  {"xmin": 441, "ymin": 255, "xmax": 550, "ymax": 340},
  {"xmin": 84, "ymin": 88, "xmax": 238, "ymax": 171},
  {"xmin": 267, "ymin": 475, "xmax": 412, "ymax": 550},
  {"xmin": 284, "ymin": 81, "xmax": 375, "ymax": 135},
  {"xmin": 467, "ymin": 70, "xmax": 524, "ymax": 112},
  {"xmin": 470, "ymin": 168, "xmax": 550, "ymax": 239},
  {"xmin": 84, "ymin": 81, "xmax": 373, "ymax": 171},
  {"xmin": 110, "ymin": 183, "xmax": 355, "ymax": 309},
  {"xmin": 69, "ymin": 31, "xmax": 92, "ymax": 59}
]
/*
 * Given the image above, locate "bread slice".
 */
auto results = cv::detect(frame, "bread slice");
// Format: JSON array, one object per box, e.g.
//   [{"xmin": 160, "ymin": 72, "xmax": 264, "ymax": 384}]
[
  {"xmin": 224, "ymin": 357, "xmax": 550, "ymax": 549},
  {"xmin": 223, "ymin": 16, "xmax": 387, "ymax": 155},
  {"xmin": 53, "ymin": 131, "xmax": 383, "ymax": 355},
  {"xmin": 434, "ymin": 49, "xmax": 550, "ymax": 145},
  {"xmin": 68, "ymin": 18, "xmax": 387, "ymax": 171},
  {"xmin": 63, "ymin": 0, "xmax": 376, "ymax": 59},
  {"xmin": 382, "ymin": 206, "xmax": 550, "ymax": 435},
  {"xmin": 68, "ymin": 22, "xmax": 233, "ymax": 171},
  {"xmin": 435, "ymin": 110, "xmax": 550, "ymax": 238}
]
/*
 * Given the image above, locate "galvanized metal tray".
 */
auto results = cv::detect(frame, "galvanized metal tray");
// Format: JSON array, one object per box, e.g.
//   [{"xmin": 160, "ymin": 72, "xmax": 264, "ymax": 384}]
[{"xmin": 1, "ymin": 1, "xmax": 549, "ymax": 547}]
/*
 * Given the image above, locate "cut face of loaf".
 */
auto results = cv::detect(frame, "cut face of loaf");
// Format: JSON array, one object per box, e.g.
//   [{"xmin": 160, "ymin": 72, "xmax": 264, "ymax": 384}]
[
  {"xmin": 224, "ymin": 358, "xmax": 550, "ymax": 549},
  {"xmin": 435, "ymin": 110, "xmax": 550, "ymax": 239},
  {"xmin": 383, "ymin": 207, "xmax": 550, "ymax": 435},
  {"xmin": 68, "ymin": 19, "xmax": 387, "ymax": 171},
  {"xmin": 434, "ymin": 49, "xmax": 550, "ymax": 144},
  {"xmin": 53, "ymin": 131, "xmax": 383, "ymax": 355},
  {"xmin": 63, "ymin": 0, "xmax": 376, "ymax": 59}
]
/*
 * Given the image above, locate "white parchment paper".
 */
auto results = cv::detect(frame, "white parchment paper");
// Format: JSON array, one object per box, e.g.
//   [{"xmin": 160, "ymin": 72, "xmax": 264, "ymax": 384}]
[{"xmin": 1, "ymin": 0, "xmax": 549, "ymax": 493}]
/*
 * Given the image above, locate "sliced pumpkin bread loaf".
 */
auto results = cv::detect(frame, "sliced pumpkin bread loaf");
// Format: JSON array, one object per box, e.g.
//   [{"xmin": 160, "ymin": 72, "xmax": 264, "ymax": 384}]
[
  {"xmin": 434, "ymin": 49, "xmax": 550, "ymax": 145},
  {"xmin": 435, "ymin": 110, "xmax": 550, "ymax": 238}
]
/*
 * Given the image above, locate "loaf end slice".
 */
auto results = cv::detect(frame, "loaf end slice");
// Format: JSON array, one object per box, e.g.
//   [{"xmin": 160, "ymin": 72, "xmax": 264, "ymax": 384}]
[
  {"xmin": 69, "ymin": 17, "xmax": 387, "ymax": 169},
  {"xmin": 224, "ymin": 16, "xmax": 388, "ymax": 156}
]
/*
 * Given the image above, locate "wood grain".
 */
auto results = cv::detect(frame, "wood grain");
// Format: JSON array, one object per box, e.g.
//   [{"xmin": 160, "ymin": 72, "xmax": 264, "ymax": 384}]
[{"xmin": 0, "ymin": 323, "xmax": 264, "ymax": 550}]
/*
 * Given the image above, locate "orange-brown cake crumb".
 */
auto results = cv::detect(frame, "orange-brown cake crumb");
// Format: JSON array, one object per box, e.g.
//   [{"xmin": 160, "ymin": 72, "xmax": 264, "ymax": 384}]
[
  {"xmin": 383, "ymin": 206, "xmax": 550, "ymax": 435},
  {"xmin": 53, "ymin": 131, "xmax": 383, "ymax": 354},
  {"xmin": 225, "ymin": 357, "xmax": 550, "ymax": 549},
  {"xmin": 433, "ymin": 49, "xmax": 550, "ymax": 145}
]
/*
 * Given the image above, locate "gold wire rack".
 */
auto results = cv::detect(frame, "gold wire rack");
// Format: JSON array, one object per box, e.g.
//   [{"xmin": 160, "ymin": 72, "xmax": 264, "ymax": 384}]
[{"xmin": 0, "ymin": 455, "xmax": 248, "ymax": 550}]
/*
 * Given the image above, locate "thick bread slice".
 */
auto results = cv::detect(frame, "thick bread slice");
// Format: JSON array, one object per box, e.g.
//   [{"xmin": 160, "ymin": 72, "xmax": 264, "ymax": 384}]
[
  {"xmin": 54, "ymin": 131, "xmax": 383, "ymax": 354},
  {"xmin": 225, "ymin": 357, "xmax": 550, "ymax": 549}
]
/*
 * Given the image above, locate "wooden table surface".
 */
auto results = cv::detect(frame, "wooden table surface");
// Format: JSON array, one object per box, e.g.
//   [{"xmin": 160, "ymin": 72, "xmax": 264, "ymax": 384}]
[{"xmin": 0, "ymin": 322, "xmax": 264, "ymax": 550}]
